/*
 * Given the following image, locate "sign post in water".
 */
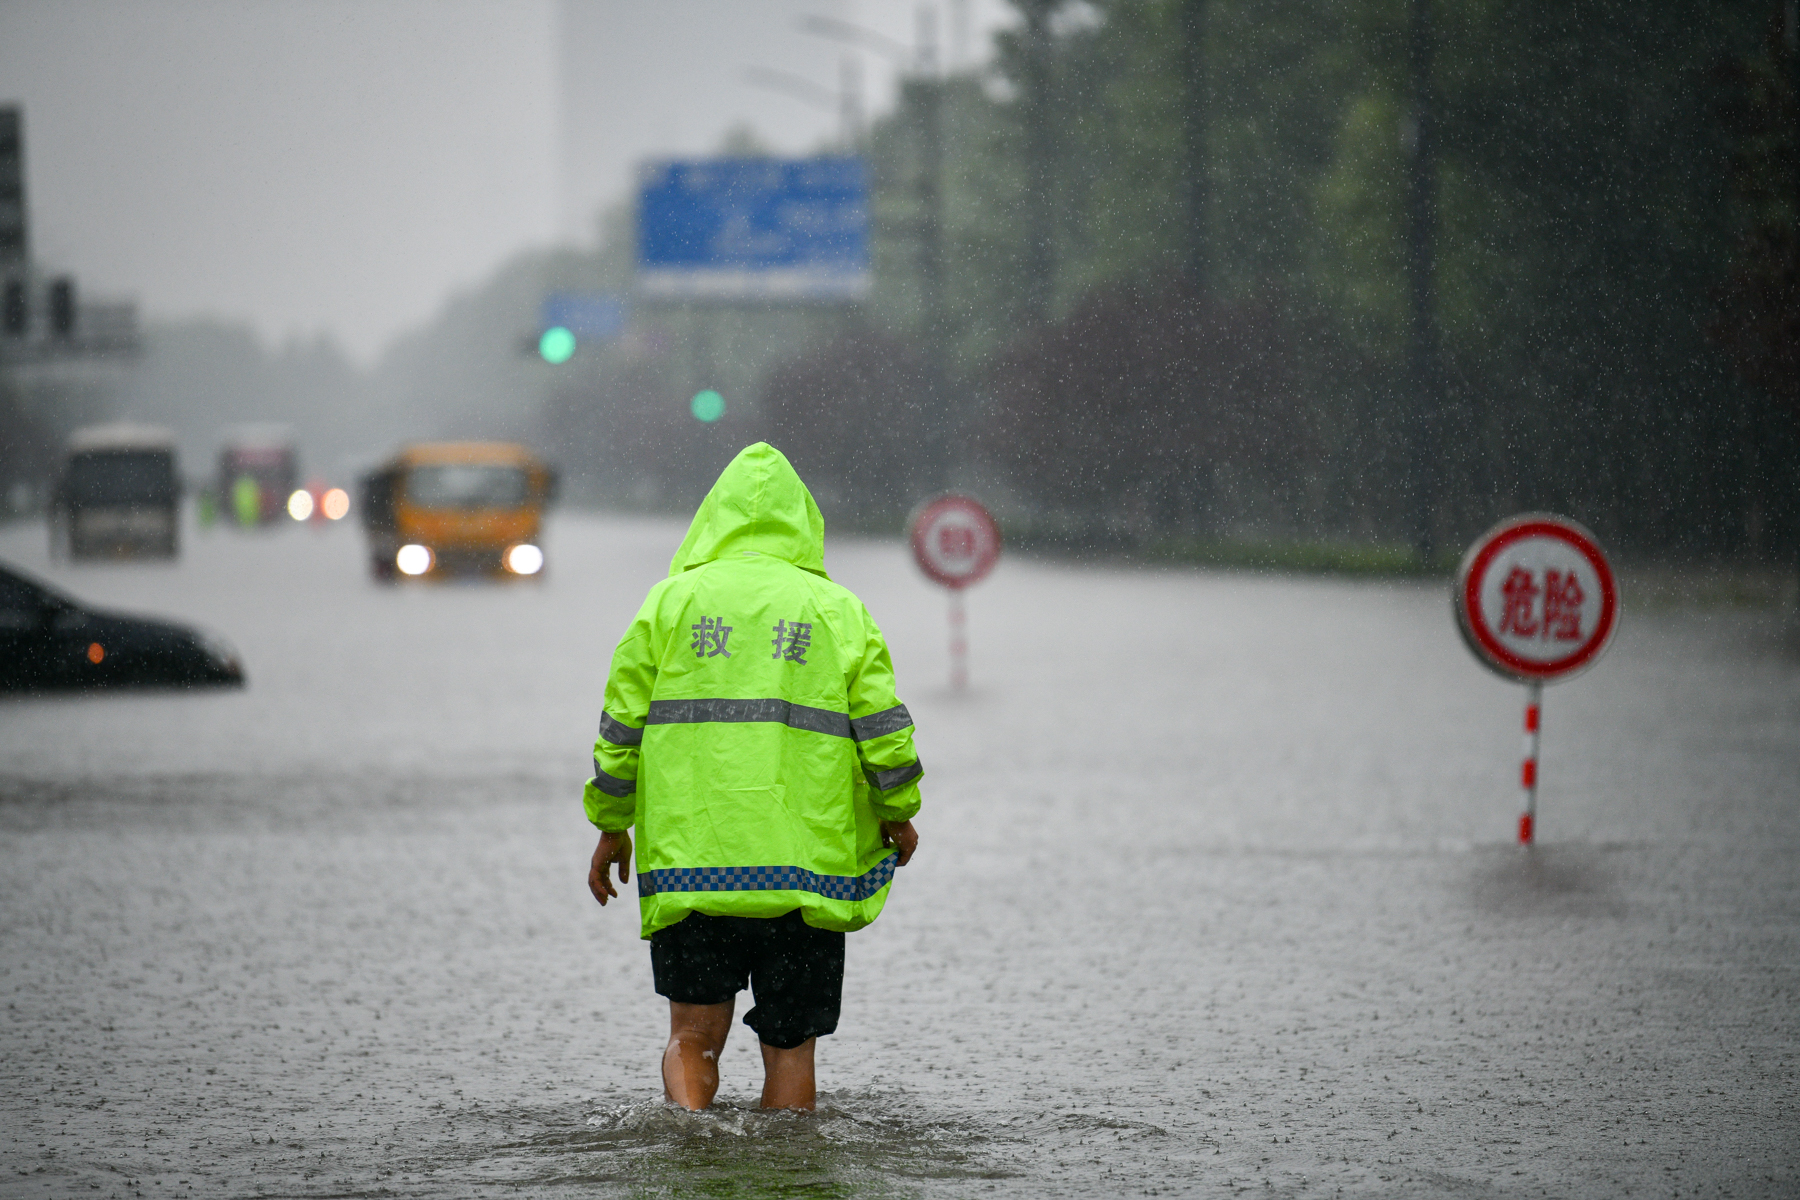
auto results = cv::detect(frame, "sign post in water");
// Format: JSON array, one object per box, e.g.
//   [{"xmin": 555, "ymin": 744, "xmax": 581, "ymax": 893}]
[
  {"xmin": 1454, "ymin": 514, "xmax": 1620, "ymax": 845},
  {"xmin": 909, "ymin": 495, "xmax": 1001, "ymax": 691}
]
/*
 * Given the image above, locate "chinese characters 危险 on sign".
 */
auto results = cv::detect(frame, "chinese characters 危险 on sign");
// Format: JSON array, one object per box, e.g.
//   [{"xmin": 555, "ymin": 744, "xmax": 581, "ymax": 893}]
[
  {"xmin": 1496, "ymin": 565, "xmax": 1587, "ymax": 642},
  {"xmin": 1455, "ymin": 515, "xmax": 1619, "ymax": 683}
]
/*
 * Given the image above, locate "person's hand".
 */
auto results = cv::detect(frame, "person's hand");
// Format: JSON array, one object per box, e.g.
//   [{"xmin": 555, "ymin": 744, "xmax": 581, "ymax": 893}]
[
  {"xmin": 879, "ymin": 820, "xmax": 918, "ymax": 866},
  {"xmin": 589, "ymin": 830, "xmax": 633, "ymax": 906}
]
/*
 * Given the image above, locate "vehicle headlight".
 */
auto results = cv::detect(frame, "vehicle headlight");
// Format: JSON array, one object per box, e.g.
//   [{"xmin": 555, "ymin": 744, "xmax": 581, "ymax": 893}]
[
  {"xmin": 396, "ymin": 544, "xmax": 433, "ymax": 576},
  {"xmin": 504, "ymin": 544, "xmax": 544, "ymax": 575},
  {"xmin": 196, "ymin": 629, "xmax": 243, "ymax": 674}
]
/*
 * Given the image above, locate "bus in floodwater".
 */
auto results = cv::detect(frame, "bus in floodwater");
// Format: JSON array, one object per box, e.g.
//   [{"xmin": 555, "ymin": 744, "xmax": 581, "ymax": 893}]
[
  {"xmin": 358, "ymin": 442, "xmax": 555, "ymax": 581},
  {"xmin": 217, "ymin": 426, "xmax": 299, "ymax": 527},
  {"xmin": 52, "ymin": 424, "xmax": 180, "ymax": 561}
]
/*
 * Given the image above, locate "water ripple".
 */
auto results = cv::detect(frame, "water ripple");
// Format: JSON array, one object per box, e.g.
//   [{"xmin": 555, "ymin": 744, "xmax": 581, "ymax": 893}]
[{"xmin": 401, "ymin": 1093, "xmax": 1015, "ymax": 1198}]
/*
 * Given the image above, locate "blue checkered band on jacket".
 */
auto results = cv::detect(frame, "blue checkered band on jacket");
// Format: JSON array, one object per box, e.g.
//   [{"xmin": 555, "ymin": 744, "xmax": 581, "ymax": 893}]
[{"xmin": 637, "ymin": 854, "xmax": 898, "ymax": 902}]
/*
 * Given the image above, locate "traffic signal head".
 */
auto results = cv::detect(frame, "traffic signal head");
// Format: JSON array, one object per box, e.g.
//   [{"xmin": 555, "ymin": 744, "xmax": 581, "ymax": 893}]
[
  {"xmin": 2, "ymin": 279, "xmax": 23, "ymax": 336},
  {"xmin": 0, "ymin": 107, "xmax": 26, "ymax": 265},
  {"xmin": 690, "ymin": 390, "xmax": 726, "ymax": 422},
  {"xmin": 538, "ymin": 325, "xmax": 575, "ymax": 364},
  {"xmin": 48, "ymin": 276, "xmax": 74, "ymax": 337}
]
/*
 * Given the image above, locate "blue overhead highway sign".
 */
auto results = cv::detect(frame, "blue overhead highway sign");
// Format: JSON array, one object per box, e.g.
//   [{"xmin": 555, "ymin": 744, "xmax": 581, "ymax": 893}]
[{"xmin": 636, "ymin": 157, "xmax": 869, "ymax": 302}]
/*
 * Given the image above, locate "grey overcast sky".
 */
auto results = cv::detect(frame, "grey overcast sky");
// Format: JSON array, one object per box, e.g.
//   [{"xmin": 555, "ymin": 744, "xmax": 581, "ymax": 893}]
[{"xmin": 0, "ymin": 0, "xmax": 1016, "ymax": 363}]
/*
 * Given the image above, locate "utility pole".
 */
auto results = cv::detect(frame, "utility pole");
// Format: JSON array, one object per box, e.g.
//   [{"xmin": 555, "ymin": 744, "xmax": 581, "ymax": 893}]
[
  {"xmin": 798, "ymin": 11, "xmax": 942, "ymax": 330},
  {"xmin": 1178, "ymin": 0, "xmax": 1209, "ymax": 295},
  {"xmin": 800, "ymin": 10, "xmax": 953, "ymax": 481},
  {"xmin": 0, "ymin": 106, "xmax": 138, "ymax": 367},
  {"xmin": 1403, "ymin": 0, "xmax": 1444, "ymax": 563},
  {"xmin": 0, "ymin": 105, "xmax": 139, "ymax": 517},
  {"xmin": 1015, "ymin": 0, "xmax": 1056, "ymax": 325}
]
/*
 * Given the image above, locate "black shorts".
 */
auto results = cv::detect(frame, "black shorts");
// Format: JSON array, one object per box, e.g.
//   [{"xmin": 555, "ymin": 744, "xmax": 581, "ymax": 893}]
[{"xmin": 649, "ymin": 908, "xmax": 845, "ymax": 1050}]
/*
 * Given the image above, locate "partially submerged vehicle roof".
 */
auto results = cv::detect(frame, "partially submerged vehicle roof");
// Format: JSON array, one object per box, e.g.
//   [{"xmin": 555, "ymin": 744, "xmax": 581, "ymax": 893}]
[
  {"xmin": 392, "ymin": 442, "xmax": 542, "ymax": 466},
  {"xmin": 67, "ymin": 423, "xmax": 177, "ymax": 454},
  {"xmin": 0, "ymin": 558, "xmax": 245, "ymax": 691}
]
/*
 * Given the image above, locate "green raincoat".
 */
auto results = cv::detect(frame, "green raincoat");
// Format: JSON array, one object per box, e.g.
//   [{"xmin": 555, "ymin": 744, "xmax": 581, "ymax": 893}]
[{"xmin": 584, "ymin": 443, "xmax": 923, "ymax": 939}]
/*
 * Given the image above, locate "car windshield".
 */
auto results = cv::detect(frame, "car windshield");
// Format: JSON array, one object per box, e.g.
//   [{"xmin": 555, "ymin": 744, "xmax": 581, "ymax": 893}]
[
  {"xmin": 0, "ymin": 566, "xmax": 70, "ymax": 627},
  {"xmin": 405, "ymin": 465, "xmax": 528, "ymax": 509},
  {"xmin": 64, "ymin": 451, "xmax": 177, "ymax": 506},
  {"xmin": 0, "ymin": 572, "xmax": 44, "ymax": 620}
]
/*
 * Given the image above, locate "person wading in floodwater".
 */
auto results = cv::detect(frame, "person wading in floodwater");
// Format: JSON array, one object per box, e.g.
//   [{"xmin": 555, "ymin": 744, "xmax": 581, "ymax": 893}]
[{"xmin": 584, "ymin": 442, "xmax": 923, "ymax": 1111}]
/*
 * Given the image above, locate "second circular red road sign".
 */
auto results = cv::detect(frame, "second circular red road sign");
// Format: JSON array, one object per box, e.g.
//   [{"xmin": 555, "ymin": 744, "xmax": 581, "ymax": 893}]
[
  {"xmin": 909, "ymin": 495, "xmax": 1001, "ymax": 590},
  {"xmin": 1454, "ymin": 513, "xmax": 1620, "ymax": 683}
]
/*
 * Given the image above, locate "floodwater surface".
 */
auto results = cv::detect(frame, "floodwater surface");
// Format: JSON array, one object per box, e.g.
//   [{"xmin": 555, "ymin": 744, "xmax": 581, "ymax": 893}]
[{"xmin": 2, "ymin": 512, "xmax": 1797, "ymax": 1198}]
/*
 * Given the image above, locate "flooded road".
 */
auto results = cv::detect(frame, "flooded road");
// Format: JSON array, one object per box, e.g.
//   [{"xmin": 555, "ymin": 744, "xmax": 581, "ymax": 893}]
[{"xmin": 2, "ymin": 512, "xmax": 1797, "ymax": 1197}]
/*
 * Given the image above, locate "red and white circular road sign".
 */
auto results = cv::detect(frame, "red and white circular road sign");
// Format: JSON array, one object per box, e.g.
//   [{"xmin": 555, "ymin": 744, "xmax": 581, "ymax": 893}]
[
  {"xmin": 1454, "ymin": 513, "xmax": 1620, "ymax": 683},
  {"xmin": 909, "ymin": 494, "xmax": 1001, "ymax": 591}
]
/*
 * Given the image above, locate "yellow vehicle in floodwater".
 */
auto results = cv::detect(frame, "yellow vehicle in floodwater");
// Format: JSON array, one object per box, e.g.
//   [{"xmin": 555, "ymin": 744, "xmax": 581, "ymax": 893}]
[{"xmin": 358, "ymin": 443, "xmax": 556, "ymax": 581}]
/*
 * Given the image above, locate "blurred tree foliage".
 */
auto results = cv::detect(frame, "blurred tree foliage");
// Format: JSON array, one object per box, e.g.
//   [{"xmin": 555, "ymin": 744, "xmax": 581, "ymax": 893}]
[
  {"xmin": 1713, "ymin": 16, "xmax": 1800, "ymax": 406},
  {"xmin": 981, "ymin": 280, "xmax": 1328, "ymax": 536},
  {"xmin": 774, "ymin": 0, "xmax": 1786, "ymax": 560},
  {"xmin": 760, "ymin": 330, "xmax": 935, "ymax": 525},
  {"xmin": 1710, "ymin": 7, "xmax": 1800, "ymax": 562}
]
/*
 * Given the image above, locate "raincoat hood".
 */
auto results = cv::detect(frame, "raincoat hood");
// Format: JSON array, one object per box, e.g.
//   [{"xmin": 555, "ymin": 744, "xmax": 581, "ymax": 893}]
[{"xmin": 668, "ymin": 443, "xmax": 829, "ymax": 579}]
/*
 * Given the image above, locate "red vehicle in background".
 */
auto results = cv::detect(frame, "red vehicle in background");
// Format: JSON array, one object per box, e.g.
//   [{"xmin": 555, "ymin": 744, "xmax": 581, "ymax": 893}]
[{"xmin": 216, "ymin": 427, "xmax": 298, "ymax": 527}]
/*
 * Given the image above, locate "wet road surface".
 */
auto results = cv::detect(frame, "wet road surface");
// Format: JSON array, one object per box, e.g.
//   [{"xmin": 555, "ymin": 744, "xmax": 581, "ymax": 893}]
[{"xmin": 2, "ymin": 511, "xmax": 1797, "ymax": 1197}]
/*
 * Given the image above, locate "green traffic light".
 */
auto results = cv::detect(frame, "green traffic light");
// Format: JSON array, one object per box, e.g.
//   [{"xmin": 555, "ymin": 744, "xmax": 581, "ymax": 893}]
[
  {"xmin": 691, "ymin": 390, "xmax": 726, "ymax": 422},
  {"xmin": 539, "ymin": 326, "xmax": 576, "ymax": 364}
]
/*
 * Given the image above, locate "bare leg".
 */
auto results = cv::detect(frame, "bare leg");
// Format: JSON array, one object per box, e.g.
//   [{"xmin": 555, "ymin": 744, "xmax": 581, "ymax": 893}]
[
  {"xmin": 663, "ymin": 1000, "xmax": 733, "ymax": 1110},
  {"xmin": 758, "ymin": 1037, "xmax": 817, "ymax": 1111}
]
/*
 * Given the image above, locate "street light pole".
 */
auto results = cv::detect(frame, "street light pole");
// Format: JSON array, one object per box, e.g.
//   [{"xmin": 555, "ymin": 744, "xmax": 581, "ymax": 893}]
[
  {"xmin": 839, "ymin": 54, "xmax": 864, "ymax": 146},
  {"xmin": 802, "ymin": 9, "xmax": 953, "ymax": 482},
  {"xmin": 741, "ymin": 63, "xmax": 860, "ymax": 149},
  {"xmin": 903, "ymin": 6, "xmax": 952, "ymax": 486},
  {"xmin": 802, "ymin": 12, "xmax": 945, "ymax": 336}
]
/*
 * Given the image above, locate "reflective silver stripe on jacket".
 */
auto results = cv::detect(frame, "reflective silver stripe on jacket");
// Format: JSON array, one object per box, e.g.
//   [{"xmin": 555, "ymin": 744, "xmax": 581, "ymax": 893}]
[
  {"xmin": 864, "ymin": 759, "xmax": 922, "ymax": 792},
  {"xmin": 645, "ymin": 697, "xmax": 852, "ymax": 739},
  {"xmin": 590, "ymin": 760, "xmax": 636, "ymax": 797},
  {"xmin": 598, "ymin": 711, "xmax": 643, "ymax": 746},
  {"xmin": 850, "ymin": 704, "xmax": 914, "ymax": 742}
]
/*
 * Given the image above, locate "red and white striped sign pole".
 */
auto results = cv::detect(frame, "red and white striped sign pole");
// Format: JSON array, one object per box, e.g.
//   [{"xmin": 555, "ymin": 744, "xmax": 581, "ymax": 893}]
[
  {"xmin": 1454, "ymin": 514, "xmax": 1619, "ymax": 846},
  {"xmin": 947, "ymin": 590, "xmax": 969, "ymax": 691},
  {"xmin": 909, "ymin": 495, "xmax": 1001, "ymax": 692},
  {"xmin": 1519, "ymin": 679, "xmax": 1542, "ymax": 844}
]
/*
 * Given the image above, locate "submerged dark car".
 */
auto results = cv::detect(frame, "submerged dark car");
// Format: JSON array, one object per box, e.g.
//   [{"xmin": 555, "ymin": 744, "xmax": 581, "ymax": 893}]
[{"xmin": 0, "ymin": 561, "xmax": 244, "ymax": 691}]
